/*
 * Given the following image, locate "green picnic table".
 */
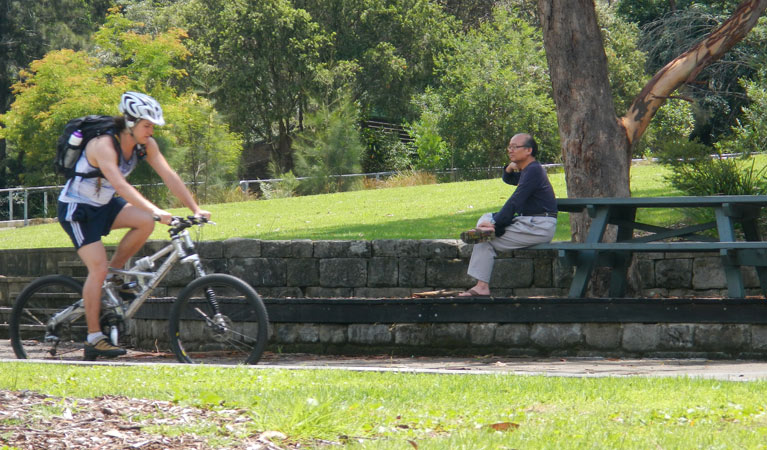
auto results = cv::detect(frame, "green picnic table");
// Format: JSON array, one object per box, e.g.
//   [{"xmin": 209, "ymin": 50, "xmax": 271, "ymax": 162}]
[{"xmin": 534, "ymin": 195, "xmax": 767, "ymax": 298}]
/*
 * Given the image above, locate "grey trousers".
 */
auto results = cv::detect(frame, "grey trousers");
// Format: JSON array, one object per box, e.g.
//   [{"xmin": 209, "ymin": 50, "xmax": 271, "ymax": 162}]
[{"xmin": 467, "ymin": 212, "xmax": 557, "ymax": 283}]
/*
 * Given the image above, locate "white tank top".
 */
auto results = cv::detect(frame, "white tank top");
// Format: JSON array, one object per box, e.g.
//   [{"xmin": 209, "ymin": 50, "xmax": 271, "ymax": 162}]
[{"xmin": 58, "ymin": 136, "xmax": 139, "ymax": 207}]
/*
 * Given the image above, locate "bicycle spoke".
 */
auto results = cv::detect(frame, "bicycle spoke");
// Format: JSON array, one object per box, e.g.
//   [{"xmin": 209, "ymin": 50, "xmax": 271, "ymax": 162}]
[
  {"xmin": 169, "ymin": 274, "xmax": 268, "ymax": 365},
  {"xmin": 10, "ymin": 275, "xmax": 86, "ymax": 360}
]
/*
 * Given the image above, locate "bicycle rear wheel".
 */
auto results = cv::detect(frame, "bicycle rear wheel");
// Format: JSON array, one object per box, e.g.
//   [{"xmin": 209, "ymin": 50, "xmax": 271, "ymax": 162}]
[
  {"xmin": 10, "ymin": 275, "xmax": 86, "ymax": 360},
  {"xmin": 168, "ymin": 273, "xmax": 269, "ymax": 364}
]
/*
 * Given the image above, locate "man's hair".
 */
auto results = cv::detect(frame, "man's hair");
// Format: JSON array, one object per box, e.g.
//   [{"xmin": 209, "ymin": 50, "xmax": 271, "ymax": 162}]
[{"xmin": 518, "ymin": 134, "xmax": 538, "ymax": 157}]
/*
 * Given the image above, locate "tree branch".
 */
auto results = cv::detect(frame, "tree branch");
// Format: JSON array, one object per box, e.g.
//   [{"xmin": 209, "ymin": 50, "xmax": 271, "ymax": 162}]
[{"xmin": 621, "ymin": 0, "xmax": 767, "ymax": 145}]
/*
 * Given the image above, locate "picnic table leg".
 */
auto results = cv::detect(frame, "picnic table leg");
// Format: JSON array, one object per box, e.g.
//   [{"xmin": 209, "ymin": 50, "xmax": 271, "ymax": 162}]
[
  {"xmin": 740, "ymin": 216, "xmax": 767, "ymax": 297},
  {"xmin": 567, "ymin": 207, "xmax": 611, "ymax": 298},
  {"xmin": 607, "ymin": 207, "xmax": 637, "ymax": 297},
  {"xmin": 715, "ymin": 206, "xmax": 746, "ymax": 297}
]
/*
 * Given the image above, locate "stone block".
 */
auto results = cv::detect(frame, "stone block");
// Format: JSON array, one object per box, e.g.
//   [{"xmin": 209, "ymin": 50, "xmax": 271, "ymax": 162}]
[
  {"xmin": 319, "ymin": 325, "xmax": 347, "ymax": 344},
  {"xmin": 393, "ymin": 323, "xmax": 431, "ymax": 345},
  {"xmin": 201, "ymin": 258, "xmax": 228, "ymax": 275},
  {"xmin": 320, "ymin": 258, "xmax": 367, "ymax": 287},
  {"xmin": 583, "ymin": 324, "xmax": 621, "ymax": 349},
  {"xmin": 399, "ymin": 258, "xmax": 426, "ymax": 287},
  {"xmin": 692, "ymin": 256, "xmax": 726, "ymax": 289},
  {"xmin": 490, "ymin": 259, "xmax": 534, "ymax": 288},
  {"xmin": 495, "ymin": 324, "xmax": 531, "ymax": 346},
  {"xmin": 373, "ymin": 240, "xmax": 420, "ymax": 257},
  {"xmin": 274, "ymin": 323, "xmax": 319, "ymax": 343},
  {"xmin": 694, "ymin": 324, "xmax": 749, "ymax": 351},
  {"xmin": 420, "ymin": 240, "xmax": 459, "ymax": 258},
  {"xmin": 636, "ymin": 259, "xmax": 655, "ymax": 288},
  {"xmin": 196, "ymin": 241, "xmax": 223, "ymax": 259},
  {"xmin": 164, "ymin": 262, "xmax": 195, "ymax": 286},
  {"xmin": 348, "ymin": 324, "xmax": 392, "ymax": 344},
  {"xmin": 223, "ymin": 238, "xmax": 261, "ymax": 258},
  {"xmin": 469, "ymin": 323, "xmax": 496, "ymax": 345},
  {"xmin": 262, "ymin": 240, "xmax": 313, "ymax": 258},
  {"xmin": 368, "ymin": 258, "xmax": 398, "ymax": 287},
  {"xmin": 432, "ymin": 324, "xmax": 469, "ymax": 345},
  {"xmin": 622, "ymin": 324, "xmax": 660, "ymax": 352},
  {"xmin": 655, "ymin": 259, "xmax": 692, "ymax": 288},
  {"xmin": 750, "ymin": 325, "xmax": 767, "ymax": 351},
  {"xmin": 533, "ymin": 256, "xmax": 553, "ymax": 287},
  {"xmin": 530, "ymin": 324, "xmax": 582, "ymax": 349},
  {"xmin": 314, "ymin": 241, "xmax": 371, "ymax": 258},
  {"xmin": 228, "ymin": 258, "xmax": 287, "ymax": 287},
  {"xmin": 457, "ymin": 242, "xmax": 473, "ymax": 259},
  {"xmin": 659, "ymin": 324, "xmax": 694, "ymax": 350},
  {"xmin": 286, "ymin": 259, "xmax": 319, "ymax": 287},
  {"xmin": 426, "ymin": 259, "xmax": 472, "ymax": 287}
]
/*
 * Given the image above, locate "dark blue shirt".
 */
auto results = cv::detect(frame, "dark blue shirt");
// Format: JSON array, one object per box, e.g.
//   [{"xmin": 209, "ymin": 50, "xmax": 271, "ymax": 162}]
[{"xmin": 492, "ymin": 160, "xmax": 557, "ymax": 237}]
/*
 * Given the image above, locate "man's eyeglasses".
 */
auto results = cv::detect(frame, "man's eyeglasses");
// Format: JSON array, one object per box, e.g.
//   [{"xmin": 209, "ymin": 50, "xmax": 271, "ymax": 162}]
[{"xmin": 508, "ymin": 144, "xmax": 528, "ymax": 151}]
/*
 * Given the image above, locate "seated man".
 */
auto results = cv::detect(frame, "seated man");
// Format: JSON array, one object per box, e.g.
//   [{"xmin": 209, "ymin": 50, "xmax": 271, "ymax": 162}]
[{"xmin": 459, "ymin": 133, "xmax": 557, "ymax": 297}]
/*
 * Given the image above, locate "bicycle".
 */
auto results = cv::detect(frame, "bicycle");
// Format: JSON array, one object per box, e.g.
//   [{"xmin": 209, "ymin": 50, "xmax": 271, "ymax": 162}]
[{"xmin": 9, "ymin": 216, "xmax": 269, "ymax": 364}]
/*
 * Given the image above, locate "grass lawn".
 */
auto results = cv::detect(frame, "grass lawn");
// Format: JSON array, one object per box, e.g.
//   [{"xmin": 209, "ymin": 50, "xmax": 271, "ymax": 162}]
[
  {"xmin": 2, "ymin": 362, "xmax": 767, "ymax": 449},
  {"xmin": 0, "ymin": 162, "xmax": 681, "ymax": 250}
]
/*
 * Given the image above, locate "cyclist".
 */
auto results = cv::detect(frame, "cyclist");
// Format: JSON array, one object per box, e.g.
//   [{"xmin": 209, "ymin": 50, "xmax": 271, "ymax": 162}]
[{"xmin": 57, "ymin": 91, "xmax": 211, "ymax": 360}]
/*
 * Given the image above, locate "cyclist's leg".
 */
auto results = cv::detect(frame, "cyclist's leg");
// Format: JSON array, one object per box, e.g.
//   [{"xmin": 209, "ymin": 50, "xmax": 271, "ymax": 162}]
[
  {"xmin": 77, "ymin": 240, "xmax": 110, "ymax": 334},
  {"xmin": 109, "ymin": 203, "xmax": 155, "ymax": 269}
]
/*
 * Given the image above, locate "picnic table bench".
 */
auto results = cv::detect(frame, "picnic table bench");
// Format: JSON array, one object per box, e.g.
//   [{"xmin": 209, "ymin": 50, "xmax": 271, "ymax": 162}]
[{"xmin": 532, "ymin": 195, "xmax": 767, "ymax": 298}]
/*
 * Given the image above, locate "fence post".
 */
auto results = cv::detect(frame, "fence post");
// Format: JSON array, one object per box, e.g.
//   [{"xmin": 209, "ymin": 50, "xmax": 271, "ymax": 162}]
[
  {"xmin": 23, "ymin": 189, "xmax": 29, "ymax": 226},
  {"xmin": 8, "ymin": 191, "xmax": 12, "ymax": 221}
]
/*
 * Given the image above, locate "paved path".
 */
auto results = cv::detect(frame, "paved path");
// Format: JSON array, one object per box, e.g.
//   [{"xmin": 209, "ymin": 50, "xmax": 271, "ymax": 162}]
[{"xmin": 3, "ymin": 340, "xmax": 767, "ymax": 380}]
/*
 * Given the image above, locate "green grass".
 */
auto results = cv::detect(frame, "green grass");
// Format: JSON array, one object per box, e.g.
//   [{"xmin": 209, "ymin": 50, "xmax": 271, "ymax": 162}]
[
  {"xmin": 0, "ymin": 162, "xmax": 681, "ymax": 250},
  {"xmin": 2, "ymin": 362, "xmax": 767, "ymax": 449}
]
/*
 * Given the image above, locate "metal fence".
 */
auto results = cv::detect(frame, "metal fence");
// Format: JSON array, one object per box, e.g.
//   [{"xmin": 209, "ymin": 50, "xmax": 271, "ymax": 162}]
[{"xmin": 3, "ymin": 165, "xmax": 569, "ymax": 225}]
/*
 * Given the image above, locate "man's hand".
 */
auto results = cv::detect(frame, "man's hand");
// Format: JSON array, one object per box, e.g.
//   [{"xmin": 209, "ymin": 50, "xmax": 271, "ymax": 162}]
[
  {"xmin": 476, "ymin": 222, "xmax": 495, "ymax": 231},
  {"xmin": 505, "ymin": 162, "xmax": 519, "ymax": 173}
]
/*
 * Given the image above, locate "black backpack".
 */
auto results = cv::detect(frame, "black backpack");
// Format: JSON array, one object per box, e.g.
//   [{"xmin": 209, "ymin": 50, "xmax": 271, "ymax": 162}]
[{"xmin": 55, "ymin": 115, "xmax": 119, "ymax": 179}]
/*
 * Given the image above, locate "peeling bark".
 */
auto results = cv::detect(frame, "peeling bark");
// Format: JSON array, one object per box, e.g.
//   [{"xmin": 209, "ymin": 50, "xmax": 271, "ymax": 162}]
[{"xmin": 622, "ymin": 0, "xmax": 767, "ymax": 144}]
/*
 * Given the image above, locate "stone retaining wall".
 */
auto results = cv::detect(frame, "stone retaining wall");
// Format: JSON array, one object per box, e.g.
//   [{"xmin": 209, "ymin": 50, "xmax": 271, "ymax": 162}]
[
  {"xmin": 3, "ymin": 239, "xmax": 766, "ymax": 358},
  {"xmin": 127, "ymin": 319, "xmax": 767, "ymax": 359},
  {"xmin": 1, "ymin": 238, "xmax": 764, "ymax": 299}
]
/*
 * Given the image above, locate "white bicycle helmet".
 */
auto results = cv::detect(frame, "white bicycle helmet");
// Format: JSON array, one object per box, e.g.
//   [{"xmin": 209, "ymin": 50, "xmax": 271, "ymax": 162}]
[{"xmin": 119, "ymin": 91, "xmax": 165, "ymax": 127}]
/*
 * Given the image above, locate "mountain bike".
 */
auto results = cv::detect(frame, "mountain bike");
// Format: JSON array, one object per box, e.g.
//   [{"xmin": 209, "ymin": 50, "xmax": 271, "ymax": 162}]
[{"xmin": 9, "ymin": 216, "xmax": 269, "ymax": 364}]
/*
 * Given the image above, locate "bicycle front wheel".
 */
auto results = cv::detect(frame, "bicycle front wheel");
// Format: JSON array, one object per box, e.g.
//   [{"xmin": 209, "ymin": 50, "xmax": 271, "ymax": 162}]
[
  {"xmin": 168, "ymin": 274, "xmax": 269, "ymax": 364},
  {"xmin": 10, "ymin": 275, "xmax": 86, "ymax": 360}
]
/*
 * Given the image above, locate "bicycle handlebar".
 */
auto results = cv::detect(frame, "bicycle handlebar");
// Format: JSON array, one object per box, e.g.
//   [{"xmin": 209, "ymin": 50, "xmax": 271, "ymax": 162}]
[{"xmin": 153, "ymin": 215, "xmax": 214, "ymax": 236}]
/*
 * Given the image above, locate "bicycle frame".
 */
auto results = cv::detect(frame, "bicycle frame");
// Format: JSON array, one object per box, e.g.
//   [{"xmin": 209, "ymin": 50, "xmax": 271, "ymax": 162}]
[{"xmin": 47, "ymin": 218, "xmax": 208, "ymax": 333}]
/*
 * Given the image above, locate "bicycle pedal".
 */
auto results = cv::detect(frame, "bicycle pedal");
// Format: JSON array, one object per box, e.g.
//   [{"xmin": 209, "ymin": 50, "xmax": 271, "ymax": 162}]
[{"xmin": 44, "ymin": 333, "xmax": 60, "ymax": 343}]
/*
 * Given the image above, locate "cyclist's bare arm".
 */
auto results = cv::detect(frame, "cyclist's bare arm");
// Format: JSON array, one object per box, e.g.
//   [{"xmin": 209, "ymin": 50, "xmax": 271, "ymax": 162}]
[
  {"xmin": 143, "ymin": 138, "xmax": 211, "ymax": 220},
  {"xmin": 87, "ymin": 135, "xmax": 171, "ymax": 222}
]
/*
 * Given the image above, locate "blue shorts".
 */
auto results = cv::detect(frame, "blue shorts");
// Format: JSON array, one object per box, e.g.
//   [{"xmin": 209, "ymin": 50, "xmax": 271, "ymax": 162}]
[{"xmin": 58, "ymin": 197, "xmax": 127, "ymax": 249}]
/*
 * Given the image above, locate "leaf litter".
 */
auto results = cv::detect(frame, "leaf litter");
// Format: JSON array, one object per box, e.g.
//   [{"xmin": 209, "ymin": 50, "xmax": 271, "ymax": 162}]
[{"xmin": 0, "ymin": 389, "xmax": 309, "ymax": 449}]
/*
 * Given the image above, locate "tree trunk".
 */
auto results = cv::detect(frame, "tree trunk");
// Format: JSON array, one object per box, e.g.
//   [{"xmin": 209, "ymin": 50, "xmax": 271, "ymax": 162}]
[{"xmin": 537, "ymin": 0, "xmax": 631, "ymax": 242}]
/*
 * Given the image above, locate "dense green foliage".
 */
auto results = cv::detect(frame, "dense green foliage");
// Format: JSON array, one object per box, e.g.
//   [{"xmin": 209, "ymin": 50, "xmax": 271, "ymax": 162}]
[
  {"xmin": 0, "ymin": 8, "xmax": 242, "ymax": 199},
  {"xmin": 1, "ymin": 1, "xmax": 767, "ymax": 190}
]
